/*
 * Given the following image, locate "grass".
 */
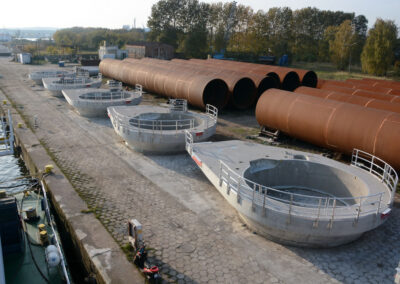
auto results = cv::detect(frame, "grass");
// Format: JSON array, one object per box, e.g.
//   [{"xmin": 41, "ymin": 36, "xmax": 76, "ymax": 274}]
[{"xmin": 291, "ymin": 61, "xmax": 400, "ymax": 81}]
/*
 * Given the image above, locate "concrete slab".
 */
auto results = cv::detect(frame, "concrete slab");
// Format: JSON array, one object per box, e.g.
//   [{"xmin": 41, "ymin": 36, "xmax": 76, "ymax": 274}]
[{"xmin": 1, "ymin": 58, "xmax": 399, "ymax": 283}]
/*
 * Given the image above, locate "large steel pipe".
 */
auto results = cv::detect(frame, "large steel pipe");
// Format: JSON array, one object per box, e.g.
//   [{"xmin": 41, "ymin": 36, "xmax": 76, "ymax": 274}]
[
  {"xmin": 362, "ymin": 78, "xmax": 400, "ymax": 90},
  {"xmin": 320, "ymin": 84, "xmax": 400, "ymax": 103},
  {"xmin": 295, "ymin": 86, "xmax": 400, "ymax": 114},
  {"xmin": 171, "ymin": 59, "xmax": 278, "ymax": 99},
  {"xmin": 256, "ymin": 89, "xmax": 400, "ymax": 169},
  {"xmin": 100, "ymin": 58, "xmax": 229, "ymax": 109},
  {"xmin": 322, "ymin": 79, "xmax": 400, "ymax": 96},
  {"xmin": 127, "ymin": 58, "xmax": 257, "ymax": 109},
  {"xmin": 204, "ymin": 58, "xmax": 317, "ymax": 89},
  {"xmin": 190, "ymin": 59, "xmax": 303, "ymax": 91}
]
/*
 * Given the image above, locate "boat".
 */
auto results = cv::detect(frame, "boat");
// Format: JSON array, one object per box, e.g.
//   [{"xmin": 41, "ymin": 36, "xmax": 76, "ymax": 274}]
[
  {"xmin": 0, "ymin": 109, "xmax": 71, "ymax": 283},
  {"xmin": 42, "ymin": 73, "xmax": 102, "ymax": 97},
  {"xmin": 62, "ymin": 81, "xmax": 142, "ymax": 117},
  {"xmin": 0, "ymin": 179, "xmax": 71, "ymax": 284},
  {"xmin": 0, "ymin": 110, "xmax": 14, "ymax": 157},
  {"xmin": 28, "ymin": 70, "xmax": 75, "ymax": 85}
]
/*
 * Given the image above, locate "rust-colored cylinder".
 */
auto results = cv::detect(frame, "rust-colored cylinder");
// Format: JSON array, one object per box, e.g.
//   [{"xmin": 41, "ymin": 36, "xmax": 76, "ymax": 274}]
[
  {"xmin": 124, "ymin": 58, "xmax": 257, "ymax": 109},
  {"xmin": 99, "ymin": 58, "xmax": 229, "ymax": 109},
  {"xmin": 316, "ymin": 79, "xmax": 326, "ymax": 89},
  {"xmin": 321, "ymin": 84, "xmax": 400, "ymax": 103},
  {"xmin": 255, "ymin": 89, "xmax": 400, "ymax": 169},
  {"xmin": 326, "ymin": 79, "xmax": 400, "ymax": 96},
  {"xmin": 172, "ymin": 59, "xmax": 278, "ymax": 98},
  {"xmin": 295, "ymin": 86, "xmax": 400, "ymax": 114},
  {"xmin": 190, "ymin": 59, "xmax": 304, "ymax": 91}
]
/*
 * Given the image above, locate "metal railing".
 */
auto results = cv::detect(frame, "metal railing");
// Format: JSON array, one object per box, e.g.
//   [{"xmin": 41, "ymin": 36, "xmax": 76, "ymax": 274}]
[
  {"xmin": 169, "ymin": 99, "xmax": 187, "ymax": 112},
  {"xmin": 185, "ymin": 130, "xmax": 193, "ymax": 155},
  {"xmin": 217, "ymin": 160, "xmax": 386, "ymax": 224},
  {"xmin": 351, "ymin": 149, "xmax": 398, "ymax": 204},
  {"xmin": 80, "ymin": 91, "xmax": 131, "ymax": 101},
  {"xmin": 110, "ymin": 109, "xmax": 196, "ymax": 136},
  {"xmin": 206, "ymin": 104, "xmax": 218, "ymax": 121}
]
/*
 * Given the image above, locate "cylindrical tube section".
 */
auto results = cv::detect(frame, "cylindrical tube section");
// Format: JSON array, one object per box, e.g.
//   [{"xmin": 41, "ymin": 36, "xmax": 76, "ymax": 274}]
[{"xmin": 256, "ymin": 89, "xmax": 400, "ymax": 169}]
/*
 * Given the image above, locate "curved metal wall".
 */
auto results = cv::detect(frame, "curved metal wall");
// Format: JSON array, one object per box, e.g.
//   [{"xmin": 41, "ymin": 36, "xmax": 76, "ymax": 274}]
[
  {"xmin": 189, "ymin": 59, "xmax": 304, "ymax": 91},
  {"xmin": 99, "ymin": 58, "xmax": 229, "ymax": 109},
  {"xmin": 295, "ymin": 86, "xmax": 400, "ymax": 114},
  {"xmin": 320, "ymin": 84, "xmax": 400, "ymax": 103},
  {"xmin": 171, "ymin": 59, "xmax": 278, "ymax": 99},
  {"xmin": 125, "ymin": 58, "xmax": 257, "ymax": 109},
  {"xmin": 255, "ymin": 89, "xmax": 400, "ymax": 169}
]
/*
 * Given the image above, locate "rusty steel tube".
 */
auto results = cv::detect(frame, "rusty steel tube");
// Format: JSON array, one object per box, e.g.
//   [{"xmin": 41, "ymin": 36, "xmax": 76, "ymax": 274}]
[
  {"xmin": 191, "ymin": 59, "xmax": 303, "ymax": 91},
  {"xmin": 99, "ymin": 58, "xmax": 229, "ymax": 109},
  {"xmin": 295, "ymin": 86, "xmax": 400, "ymax": 114},
  {"xmin": 171, "ymin": 59, "xmax": 278, "ymax": 99},
  {"xmin": 322, "ymin": 79, "xmax": 400, "ymax": 96},
  {"xmin": 320, "ymin": 84, "xmax": 400, "ymax": 103},
  {"xmin": 204, "ymin": 58, "xmax": 317, "ymax": 88},
  {"xmin": 130, "ymin": 58, "xmax": 258, "ymax": 109},
  {"xmin": 256, "ymin": 89, "xmax": 400, "ymax": 169}
]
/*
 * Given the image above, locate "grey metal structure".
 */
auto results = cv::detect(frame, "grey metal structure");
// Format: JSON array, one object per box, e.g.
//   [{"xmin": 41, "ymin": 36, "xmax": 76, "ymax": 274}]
[
  {"xmin": 28, "ymin": 69, "xmax": 74, "ymax": 85},
  {"xmin": 185, "ymin": 138, "xmax": 397, "ymax": 247},
  {"xmin": 62, "ymin": 83, "xmax": 142, "ymax": 117},
  {"xmin": 42, "ymin": 74, "xmax": 102, "ymax": 97},
  {"xmin": 108, "ymin": 100, "xmax": 218, "ymax": 154}
]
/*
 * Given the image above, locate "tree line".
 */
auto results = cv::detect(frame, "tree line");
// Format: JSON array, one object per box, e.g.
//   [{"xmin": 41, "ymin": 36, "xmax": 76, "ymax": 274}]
[
  {"xmin": 148, "ymin": 0, "xmax": 399, "ymax": 76},
  {"xmin": 50, "ymin": 1, "xmax": 399, "ymax": 76}
]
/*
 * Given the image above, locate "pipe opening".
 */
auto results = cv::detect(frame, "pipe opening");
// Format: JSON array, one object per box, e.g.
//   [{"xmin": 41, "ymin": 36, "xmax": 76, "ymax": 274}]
[
  {"xmin": 232, "ymin": 78, "xmax": 257, "ymax": 109},
  {"xmin": 266, "ymin": 72, "xmax": 280, "ymax": 87},
  {"xmin": 301, "ymin": 71, "xmax": 318, "ymax": 88},
  {"xmin": 257, "ymin": 76, "xmax": 279, "ymax": 98},
  {"xmin": 203, "ymin": 79, "xmax": 229, "ymax": 109},
  {"xmin": 282, "ymin": 71, "xmax": 300, "ymax": 91}
]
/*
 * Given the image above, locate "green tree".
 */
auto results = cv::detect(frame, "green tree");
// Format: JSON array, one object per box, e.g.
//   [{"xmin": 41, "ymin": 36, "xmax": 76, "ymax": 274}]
[
  {"xmin": 329, "ymin": 20, "xmax": 357, "ymax": 70},
  {"xmin": 361, "ymin": 19, "xmax": 398, "ymax": 76}
]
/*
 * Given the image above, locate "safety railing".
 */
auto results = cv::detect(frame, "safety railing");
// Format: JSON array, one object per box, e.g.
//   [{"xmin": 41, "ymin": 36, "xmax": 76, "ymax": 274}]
[
  {"xmin": 217, "ymin": 160, "xmax": 387, "ymax": 225},
  {"xmin": 80, "ymin": 91, "xmax": 131, "ymax": 101},
  {"xmin": 206, "ymin": 104, "xmax": 218, "ymax": 121},
  {"xmin": 110, "ymin": 109, "xmax": 196, "ymax": 136},
  {"xmin": 351, "ymin": 149, "xmax": 398, "ymax": 204},
  {"xmin": 169, "ymin": 99, "xmax": 187, "ymax": 112},
  {"xmin": 185, "ymin": 130, "xmax": 193, "ymax": 156}
]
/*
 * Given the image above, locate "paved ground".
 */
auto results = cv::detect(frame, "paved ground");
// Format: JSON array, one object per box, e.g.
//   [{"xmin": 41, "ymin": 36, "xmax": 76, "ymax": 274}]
[{"xmin": 0, "ymin": 58, "xmax": 398, "ymax": 283}]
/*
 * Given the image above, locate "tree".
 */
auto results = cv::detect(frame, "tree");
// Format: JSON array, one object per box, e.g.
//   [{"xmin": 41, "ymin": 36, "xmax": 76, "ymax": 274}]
[
  {"xmin": 329, "ymin": 20, "xmax": 357, "ymax": 70},
  {"xmin": 361, "ymin": 19, "xmax": 398, "ymax": 76}
]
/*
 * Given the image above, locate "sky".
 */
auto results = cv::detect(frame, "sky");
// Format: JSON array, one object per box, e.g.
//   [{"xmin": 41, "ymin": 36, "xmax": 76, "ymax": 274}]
[{"xmin": 1, "ymin": 0, "xmax": 399, "ymax": 30}]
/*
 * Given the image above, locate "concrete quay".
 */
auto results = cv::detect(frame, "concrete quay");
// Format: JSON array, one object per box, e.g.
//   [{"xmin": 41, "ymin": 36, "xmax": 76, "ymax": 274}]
[{"xmin": 0, "ymin": 58, "xmax": 399, "ymax": 283}]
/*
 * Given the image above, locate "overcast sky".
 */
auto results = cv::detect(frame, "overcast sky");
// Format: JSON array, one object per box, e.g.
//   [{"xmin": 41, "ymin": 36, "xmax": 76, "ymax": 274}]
[{"xmin": 1, "ymin": 0, "xmax": 399, "ymax": 29}]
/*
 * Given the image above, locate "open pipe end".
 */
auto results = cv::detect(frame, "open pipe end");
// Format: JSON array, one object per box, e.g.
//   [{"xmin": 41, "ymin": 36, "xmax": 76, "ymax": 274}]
[
  {"xmin": 266, "ymin": 72, "xmax": 280, "ymax": 88},
  {"xmin": 203, "ymin": 79, "xmax": 229, "ymax": 109},
  {"xmin": 231, "ymin": 78, "xmax": 257, "ymax": 110},
  {"xmin": 301, "ymin": 71, "xmax": 318, "ymax": 88},
  {"xmin": 258, "ymin": 76, "xmax": 280, "ymax": 98},
  {"xmin": 282, "ymin": 72, "xmax": 300, "ymax": 91}
]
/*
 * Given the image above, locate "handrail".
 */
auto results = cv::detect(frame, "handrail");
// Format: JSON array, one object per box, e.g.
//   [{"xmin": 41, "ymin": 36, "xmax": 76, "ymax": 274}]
[
  {"xmin": 169, "ymin": 99, "xmax": 187, "ymax": 112},
  {"xmin": 351, "ymin": 149, "xmax": 398, "ymax": 204},
  {"xmin": 206, "ymin": 104, "xmax": 218, "ymax": 121},
  {"xmin": 217, "ymin": 159, "xmax": 387, "ymax": 221},
  {"xmin": 110, "ymin": 109, "xmax": 196, "ymax": 134}
]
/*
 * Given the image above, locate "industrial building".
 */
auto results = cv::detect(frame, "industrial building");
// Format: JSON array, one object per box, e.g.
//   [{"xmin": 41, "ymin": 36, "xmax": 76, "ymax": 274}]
[{"xmin": 125, "ymin": 42, "xmax": 174, "ymax": 60}]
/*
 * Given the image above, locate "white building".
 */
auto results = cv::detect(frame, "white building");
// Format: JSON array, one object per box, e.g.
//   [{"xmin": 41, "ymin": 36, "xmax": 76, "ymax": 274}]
[{"xmin": 98, "ymin": 41, "xmax": 128, "ymax": 60}]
